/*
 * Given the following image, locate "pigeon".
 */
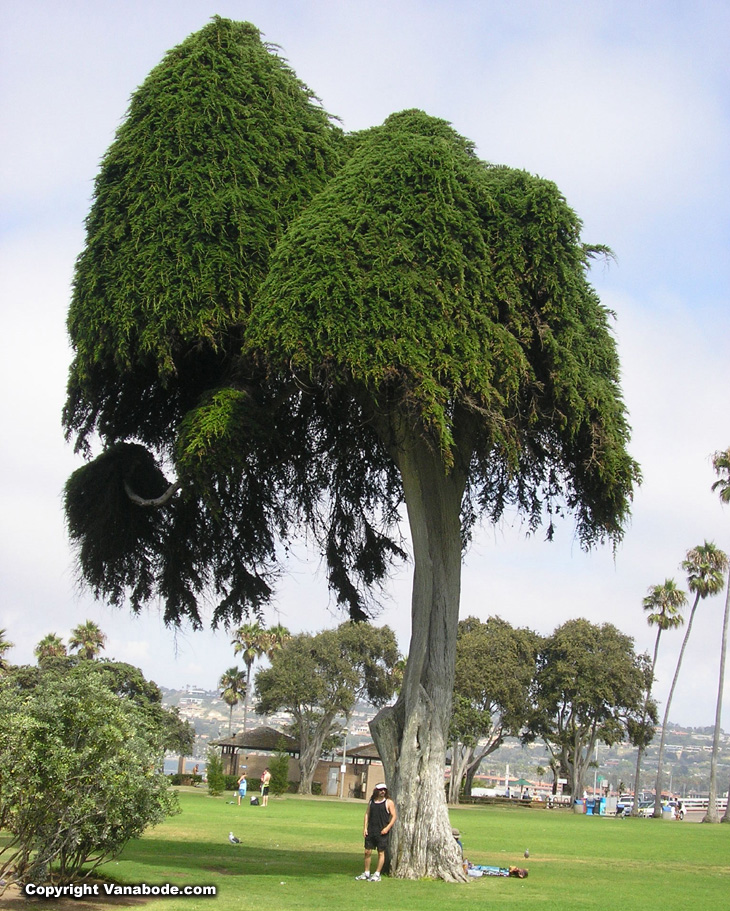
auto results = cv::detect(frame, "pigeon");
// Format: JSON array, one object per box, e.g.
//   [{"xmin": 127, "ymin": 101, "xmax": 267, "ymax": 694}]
[
  {"xmin": 524, "ymin": 849, "xmax": 530, "ymax": 859},
  {"xmin": 229, "ymin": 832, "xmax": 241, "ymax": 844}
]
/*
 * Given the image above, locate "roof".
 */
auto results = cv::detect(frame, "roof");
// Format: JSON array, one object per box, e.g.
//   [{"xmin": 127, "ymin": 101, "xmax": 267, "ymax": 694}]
[
  {"xmin": 212, "ymin": 725, "xmax": 299, "ymax": 753},
  {"xmin": 347, "ymin": 742, "xmax": 382, "ymax": 762}
]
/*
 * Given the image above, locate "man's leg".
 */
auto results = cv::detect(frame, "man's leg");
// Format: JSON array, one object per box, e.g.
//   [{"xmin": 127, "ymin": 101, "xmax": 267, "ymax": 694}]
[{"xmin": 374, "ymin": 849, "xmax": 386, "ymax": 874}]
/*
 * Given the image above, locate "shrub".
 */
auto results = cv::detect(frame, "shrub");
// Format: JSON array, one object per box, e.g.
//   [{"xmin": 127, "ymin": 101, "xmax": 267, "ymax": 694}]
[
  {"xmin": 205, "ymin": 749, "xmax": 226, "ymax": 796},
  {"xmin": 0, "ymin": 665, "xmax": 178, "ymax": 890}
]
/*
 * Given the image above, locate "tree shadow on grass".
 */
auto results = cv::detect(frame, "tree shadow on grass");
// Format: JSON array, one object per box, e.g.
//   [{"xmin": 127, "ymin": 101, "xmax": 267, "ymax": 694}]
[{"xmin": 112, "ymin": 836, "xmax": 358, "ymax": 880}]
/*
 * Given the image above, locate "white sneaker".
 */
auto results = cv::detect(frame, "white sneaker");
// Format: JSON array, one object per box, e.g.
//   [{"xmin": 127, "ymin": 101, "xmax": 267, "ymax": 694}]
[
  {"xmin": 370, "ymin": 872, "xmax": 381, "ymax": 882},
  {"xmin": 355, "ymin": 872, "xmax": 370, "ymax": 880}
]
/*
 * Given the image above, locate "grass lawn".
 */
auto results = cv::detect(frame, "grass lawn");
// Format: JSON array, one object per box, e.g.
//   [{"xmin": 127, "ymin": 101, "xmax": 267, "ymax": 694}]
[{"xmin": 10, "ymin": 788, "xmax": 730, "ymax": 910}]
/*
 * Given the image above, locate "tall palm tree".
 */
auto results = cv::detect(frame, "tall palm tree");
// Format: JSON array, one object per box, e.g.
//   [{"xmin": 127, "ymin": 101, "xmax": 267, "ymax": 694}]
[
  {"xmin": 219, "ymin": 666, "xmax": 247, "ymax": 735},
  {"xmin": 34, "ymin": 633, "xmax": 67, "ymax": 662},
  {"xmin": 0, "ymin": 628, "xmax": 14, "ymax": 671},
  {"xmin": 706, "ymin": 447, "xmax": 730, "ymax": 823},
  {"xmin": 231, "ymin": 622, "xmax": 269, "ymax": 736},
  {"xmin": 631, "ymin": 579, "xmax": 686, "ymax": 815},
  {"xmin": 68, "ymin": 619, "xmax": 107, "ymax": 660},
  {"xmin": 653, "ymin": 543, "xmax": 728, "ymax": 816}
]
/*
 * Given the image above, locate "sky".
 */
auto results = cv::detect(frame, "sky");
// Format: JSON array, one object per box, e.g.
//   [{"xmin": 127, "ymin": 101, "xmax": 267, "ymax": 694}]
[{"xmin": 1, "ymin": 0, "xmax": 729, "ymax": 731}]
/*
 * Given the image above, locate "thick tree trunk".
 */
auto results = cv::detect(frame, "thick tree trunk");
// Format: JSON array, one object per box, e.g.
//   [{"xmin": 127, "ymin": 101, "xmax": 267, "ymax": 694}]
[{"xmin": 370, "ymin": 426, "xmax": 467, "ymax": 881}]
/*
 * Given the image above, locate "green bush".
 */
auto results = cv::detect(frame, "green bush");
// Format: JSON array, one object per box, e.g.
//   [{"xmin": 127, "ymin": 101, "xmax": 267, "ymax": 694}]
[
  {"xmin": 0, "ymin": 665, "xmax": 179, "ymax": 888},
  {"xmin": 205, "ymin": 749, "xmax": 225, "ymax": 796}
]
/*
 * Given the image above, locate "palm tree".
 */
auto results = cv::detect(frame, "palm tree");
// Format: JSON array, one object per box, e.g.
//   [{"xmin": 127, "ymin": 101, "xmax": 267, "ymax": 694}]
[
  {"xmin": 706, "ymin": 447, "xmax": 730, "ymax": 823},
  {"xmin": 653, "ymin": 543, "xmax": 728, "ymax": 816},
  {"xmin": 231, "ymin": 622, "xmax": 269, "ymax": 736},
  {"xmin": 68, "ymin": 619, "xmax": 107, "ymax": 660},
  {"xmin": 0, "ymin": 628, "xmax": 14, "ymax": 671},
  {"xmin": 34, "ymin": 633, "xmax": 67, "ymax": 662},
  {"xmin": 631, "ymin": 579, "xmax": 686, "ymax": 815},
  {"xmin": 263, "ymin": 624, "xmax": 291, "ymax": 659},
  {"xmin": 219, "ymin": 666, "xmax": 247, "ymax": 735}
]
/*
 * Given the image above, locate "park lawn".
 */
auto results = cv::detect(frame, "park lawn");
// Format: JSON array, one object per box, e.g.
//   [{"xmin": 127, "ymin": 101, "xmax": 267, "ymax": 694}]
[{"xmin": 11, "ymin": 788, "xmax": 729, "ymax": 911}]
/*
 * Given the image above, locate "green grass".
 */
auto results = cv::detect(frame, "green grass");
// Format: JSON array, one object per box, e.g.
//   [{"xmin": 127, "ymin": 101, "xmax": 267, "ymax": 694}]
[{"xmin": 16, "ymin": 789, "xmax": 730, "ymax": 910}]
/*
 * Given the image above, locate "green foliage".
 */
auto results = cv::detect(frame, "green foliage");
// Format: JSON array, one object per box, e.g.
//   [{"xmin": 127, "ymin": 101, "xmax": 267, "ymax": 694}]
[
  {"xmin": 0, "ymin": 664, "xmax": 178, "ymax": 889},
  {"xmin": 251, "ymin": 108, "xmax": 639, "ymax": 544},
  {"xmin": 255, "ymin": 623, "xmax": 400, "ymax": 792},
  {"xmin": 268, "ymin": 748, "xmax": 291, "ymax": 796},
  {"xmin": 205, "ymin": 748, "xmax": 226, "ymax": 796},
  {"xmin": 449, "ymin": 616, "xmax": 538, "ymax": 799},
  {"xmin": 526, "ymin": 619, "xmax": 649, "ymax": 796},
  {"xmin": 65, "ymin": 17, "xmax": 343, "ymax": 452}
]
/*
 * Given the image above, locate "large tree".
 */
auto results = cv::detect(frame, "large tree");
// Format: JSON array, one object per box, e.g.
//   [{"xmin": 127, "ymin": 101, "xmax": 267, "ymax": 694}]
[
  {"xmin": 653, "ymin": 544, "xmax": 727, "ymax": 817},
  {"xmin": 62, "ymin": 19, "xmax": 638, "ymax": 880},
  {"xmin": 630, "ymin": 579, "xmax": 685, "ymax": 815},
  {"xmin": 448, "ymin": 616, "xmax": 538, "ymax": 804},
  {"xmin": 254, "ymin": 623, "xmax": 399, "ymax": 794},
  {"xmin": 527, "ymin": 619, "xmax": 651, "ymax": 800}
]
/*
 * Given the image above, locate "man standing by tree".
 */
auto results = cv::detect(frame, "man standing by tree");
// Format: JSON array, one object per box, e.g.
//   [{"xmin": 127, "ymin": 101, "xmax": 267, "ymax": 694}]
[{"xmin": 356, "ymin": 784, "xmax": 397, "ymax": 882}]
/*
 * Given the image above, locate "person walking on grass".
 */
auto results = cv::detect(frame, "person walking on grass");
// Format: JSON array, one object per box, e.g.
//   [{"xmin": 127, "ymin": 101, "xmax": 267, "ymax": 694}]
[{"xmin": 356, "ymin": 784, "xmax": 397, "ymax": 882}]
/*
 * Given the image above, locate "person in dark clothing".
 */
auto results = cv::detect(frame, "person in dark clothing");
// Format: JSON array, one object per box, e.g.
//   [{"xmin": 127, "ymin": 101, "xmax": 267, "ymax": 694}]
[{"xmin": 355, "ymin": 784, "xmax": 397, "ymax": 881}]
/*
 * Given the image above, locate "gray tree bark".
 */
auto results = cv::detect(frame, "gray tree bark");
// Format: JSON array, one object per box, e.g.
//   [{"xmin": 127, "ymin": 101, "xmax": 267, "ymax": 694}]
[{"xmin": 370, "ymin": 423, "xmax": 468, "ymax": 880}]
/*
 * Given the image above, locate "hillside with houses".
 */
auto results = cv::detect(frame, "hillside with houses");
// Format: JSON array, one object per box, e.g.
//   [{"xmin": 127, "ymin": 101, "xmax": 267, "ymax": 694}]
[{"xmin": 162, "ymin": 686, "xmax": 728, "ymax": 798}]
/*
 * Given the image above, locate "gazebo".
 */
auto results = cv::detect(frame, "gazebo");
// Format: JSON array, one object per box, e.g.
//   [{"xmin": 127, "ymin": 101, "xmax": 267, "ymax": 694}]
[{"xmin": 212, "ymin": 725, "xmax": 299, "ymax": 777}]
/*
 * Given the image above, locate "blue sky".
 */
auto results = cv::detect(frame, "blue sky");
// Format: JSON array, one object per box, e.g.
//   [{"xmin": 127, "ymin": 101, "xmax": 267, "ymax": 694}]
[{"xmin": 1, "ymin": 1, "xmax": 729, "ymax": 734}]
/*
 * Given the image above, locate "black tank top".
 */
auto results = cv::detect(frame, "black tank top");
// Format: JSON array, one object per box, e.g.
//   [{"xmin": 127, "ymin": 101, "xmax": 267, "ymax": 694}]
[{"xmin": 367, "ymin": 798, "xmax": 391, "ymax": 836}]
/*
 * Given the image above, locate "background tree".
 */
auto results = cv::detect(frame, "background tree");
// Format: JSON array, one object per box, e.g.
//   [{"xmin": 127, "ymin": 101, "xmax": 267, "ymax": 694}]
[
  {"xmin": 61, "ymin": 19, "xmax": 638, "ymax": 880},
  {"xmin": 205, "ymin": 748, "xmax": 225, "ymax": 797},
  {"xmin": 706, "ymin": 448, "xmax": 730, "ymax": 823},
  {"xmin": 68, "ymin": 619, "xmax": 107, "ymax": 660},
  {"xmin": 630, "ymin": 579, "xmax": 685, "ymax": 815},
  {"xmin": 268, "ymin": 744, "xmax": 292, "ymax": 796},
  {"xmin": 34, "ymin": 633, "xmax": 67, "ymax": 662},
  {"xmin": 448, "ymin": 616, "xmax": 538, "ymax": 804},
  {"xmin": 0, "ymin": 664, "xmax": 178, "ymax": 891},
  {"xmin": 0, "ymin": 629, "xmax": 14, "ymax": 671},
  {"xmin": 219, "ymin": 666, "xmax": 247, "ymax": 735},
  {"xmin": 231, "ymin": 622, "xmax": 269, "ymax": 736},
  {"xmin": 263, "ymin": 624, "xmax": 291, "ymax": 659},
  {"xmin": 255, "ymin": 623, "xmax": 399, "ymax": 794},
  {"xmin": 526, "ymin": 619, "xmax": 651, "ymax": 799},
  {"xmin": 653, "ymin": 544, "xmax": 727, "ymax": 817}
]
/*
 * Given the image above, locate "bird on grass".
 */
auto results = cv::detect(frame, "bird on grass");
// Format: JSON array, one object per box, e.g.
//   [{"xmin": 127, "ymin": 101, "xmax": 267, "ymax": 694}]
[
  {"xmin": 229, "ymin": 832, "xmax": 241, "ymax": 844},
  {"xmin": 524, "ymin": 849, "xmax": 530, "ymax": 858}
]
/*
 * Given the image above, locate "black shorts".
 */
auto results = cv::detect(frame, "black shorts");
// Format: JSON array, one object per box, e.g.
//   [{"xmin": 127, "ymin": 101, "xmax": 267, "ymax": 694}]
[
  {"xmin": 365, "ymin": 833, "xmax": 389, "ymax": 852},
  {"xmin": 261, "ymin": 786, "xmax": 269, "ymax": 796}
]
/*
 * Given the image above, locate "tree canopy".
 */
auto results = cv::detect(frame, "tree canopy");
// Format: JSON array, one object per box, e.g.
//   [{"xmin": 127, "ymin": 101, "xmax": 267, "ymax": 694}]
[
  {"xmin": 526, "ymin": 618, "xmax": 651, "ymax": 798},
  {"xmin": 448, "ymin": 616, "xmax": 538, "ymax": 803},
  {"xmin": 255, "ymin": 622, "xmax": 399, "ymax": 794},
  {"xmin": 61, "ymin": 17, "xmax": 639, "ymax": 879}
]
